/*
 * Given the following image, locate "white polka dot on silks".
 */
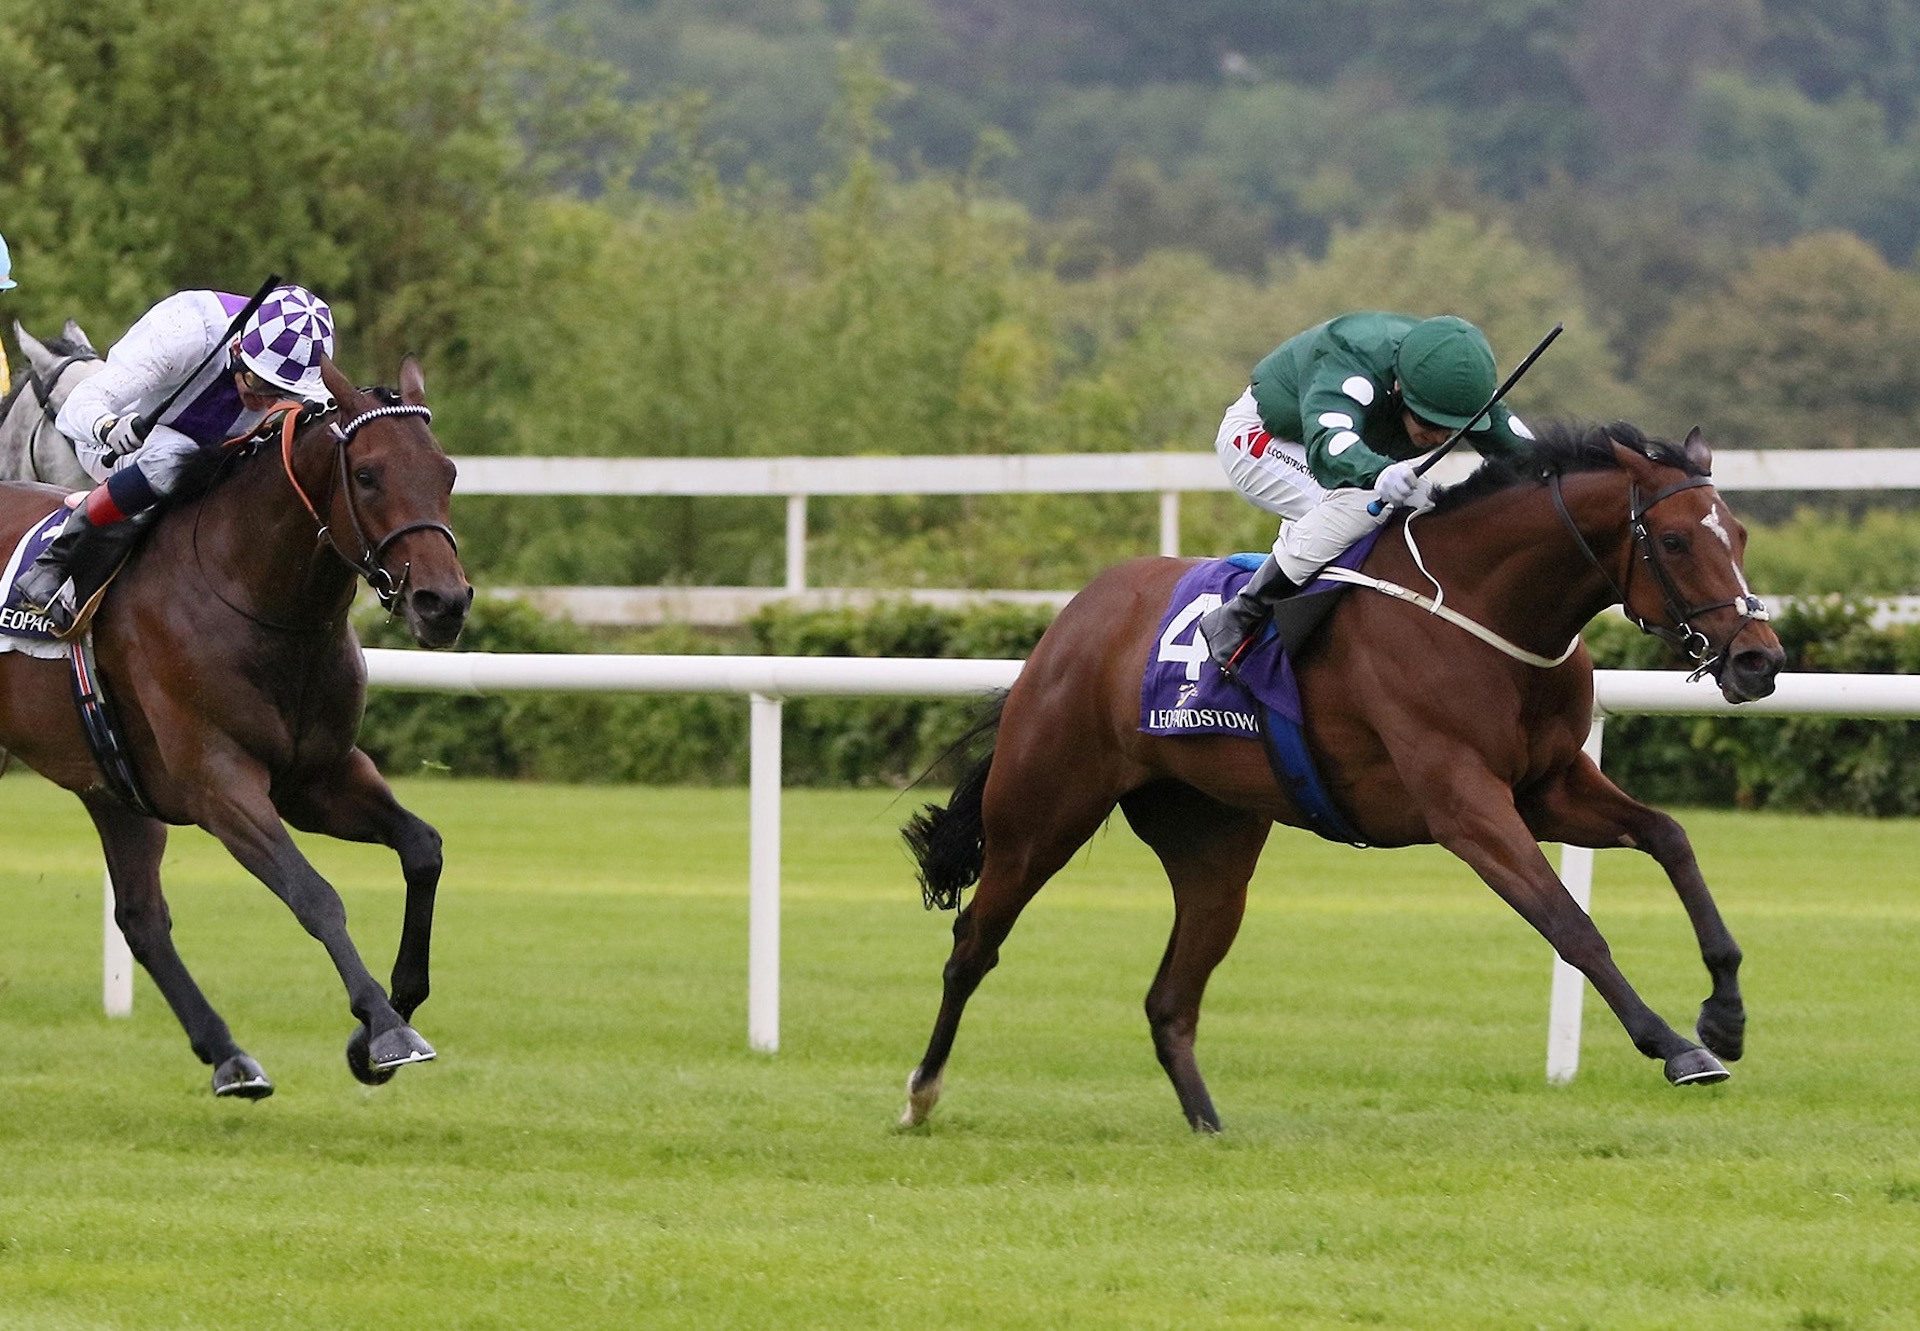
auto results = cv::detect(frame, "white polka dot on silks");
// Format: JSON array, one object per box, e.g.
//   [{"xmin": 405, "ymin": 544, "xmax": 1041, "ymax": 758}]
[{"xmin": 1341, "ymin": 376, "xmax": 1376, "ymax": 406}]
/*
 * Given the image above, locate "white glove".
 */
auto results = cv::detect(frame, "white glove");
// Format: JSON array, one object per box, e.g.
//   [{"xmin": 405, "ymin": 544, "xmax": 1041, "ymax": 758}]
[
  {"xmin": 1374, "ymin": 461, "xmax": 1434, "ymax": 511},
  {"xmin": 96, "ymin": 414, "xmax": 144, "ymax": 456}
]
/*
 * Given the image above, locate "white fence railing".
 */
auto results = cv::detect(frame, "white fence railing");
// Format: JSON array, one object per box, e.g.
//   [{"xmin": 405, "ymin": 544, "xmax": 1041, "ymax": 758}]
[
  {"xmin": 453, "ymin": 448, "xmax": 1920, "ymax": 597},
  {"xmin": 98, "ymin": 656, "xmax": 1920, "ymax": 1081}
]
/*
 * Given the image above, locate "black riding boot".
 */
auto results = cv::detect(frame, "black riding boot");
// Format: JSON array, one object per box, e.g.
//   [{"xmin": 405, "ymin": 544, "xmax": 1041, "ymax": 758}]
[
  {"xmin": 13, "ymin": 504, "xmax": 149, "ymax": 636},
  {"xmin": 1198, "ymin": 554, "xmax": 1301, "ymax": 674}
]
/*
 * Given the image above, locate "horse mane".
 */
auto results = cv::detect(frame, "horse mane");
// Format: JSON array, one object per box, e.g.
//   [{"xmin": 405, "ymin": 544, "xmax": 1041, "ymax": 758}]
[
  {"xmin": 0, "ymin": 331, "xmax": 98, "ymax": 421},
  {"xmin": 1430, "ymin": 421, "xmax": 1704, "ymax": 515}
]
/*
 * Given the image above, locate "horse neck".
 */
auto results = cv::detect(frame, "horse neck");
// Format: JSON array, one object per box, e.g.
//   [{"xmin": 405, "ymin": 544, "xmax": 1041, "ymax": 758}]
[
  {"xmin": 189, "ymin": 425, "xmax": 358, "ymax": 628},
  {"xmin": 1409, "ymin": 470, "xmax": 1634, "ymax": 654}
]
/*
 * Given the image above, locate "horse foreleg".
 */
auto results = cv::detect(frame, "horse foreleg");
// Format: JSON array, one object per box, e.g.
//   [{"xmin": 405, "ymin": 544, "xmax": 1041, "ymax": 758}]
[
  {"xmin": 188, "ymin": 753, "xmax": 434, "ymax": 1084},
  {"xmin": 1121, "ymin": 783, "xmax": 1267, "ymax": 1133},
  {"xmin": 1416, "ymin": 760, "xmax": 1727, "ymax": 1086},
  {"xmin": 1521, "ymin": 754, "xmax": 1745, "ymax": 1062},
  {"xmin": 903, "ymin": 771, "xmax": 1122, "ymax": 1128},
  {"xmin": 82, "ymin": 792, "xmax": 272, "ymax": 1098},
  {"xmin": 280, "ymin": 749, "xmax": 444, "ymax": 1024}
]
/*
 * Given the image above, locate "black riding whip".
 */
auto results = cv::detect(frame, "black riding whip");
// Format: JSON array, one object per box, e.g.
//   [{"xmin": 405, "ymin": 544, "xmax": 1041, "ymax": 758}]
[
  {"xmin": 1368, "ymin": 320, "xmax": 1563, "ymax": 516},
  {"xmin": 129, "ymin": 272, "xmax": 283, "ymax": 442}
]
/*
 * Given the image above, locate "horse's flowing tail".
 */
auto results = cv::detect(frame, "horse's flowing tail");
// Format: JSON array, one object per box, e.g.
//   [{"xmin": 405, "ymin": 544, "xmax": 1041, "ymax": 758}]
[{"xmin": 903, "ymin": 696, "xmax": 1004, "ymax": 911}]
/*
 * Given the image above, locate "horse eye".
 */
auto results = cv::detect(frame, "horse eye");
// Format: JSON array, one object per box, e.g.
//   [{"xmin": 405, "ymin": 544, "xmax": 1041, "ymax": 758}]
[
  {"xmin": 354, "ymin": 467, "xmax": 378, "ymax": 489},
  {"xmin": 1660, "ymin": 532, "xmax": 1687, "ymax": 554}
]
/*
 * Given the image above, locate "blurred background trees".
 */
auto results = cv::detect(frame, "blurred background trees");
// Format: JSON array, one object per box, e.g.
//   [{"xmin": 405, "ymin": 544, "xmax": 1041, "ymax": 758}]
[{"xmin": 5, "ymin": 0, "xmax": 1919, "ymax": 590}]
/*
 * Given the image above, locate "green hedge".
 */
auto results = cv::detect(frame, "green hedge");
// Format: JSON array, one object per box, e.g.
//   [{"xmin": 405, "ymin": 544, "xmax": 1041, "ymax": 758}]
[
  {"xmin": 358, "ymin": 595, "xmax": 1920, "ymax": 813},
  {"xmin": 1585, "ymin": 603, "xmax": 1920, "ymax": 815}
]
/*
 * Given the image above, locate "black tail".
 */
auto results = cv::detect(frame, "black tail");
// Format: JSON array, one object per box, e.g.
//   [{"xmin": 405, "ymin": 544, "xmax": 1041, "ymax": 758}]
[{"xmin": 902, "ymin": 696, "xmax": 1004, "ymax": 911}]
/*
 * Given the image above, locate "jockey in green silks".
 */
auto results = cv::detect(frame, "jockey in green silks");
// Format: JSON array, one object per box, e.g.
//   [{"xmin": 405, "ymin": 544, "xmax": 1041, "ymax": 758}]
[{"xmin": 1197, "ymin": 311, "xmax": 1539, "ymax": 674}]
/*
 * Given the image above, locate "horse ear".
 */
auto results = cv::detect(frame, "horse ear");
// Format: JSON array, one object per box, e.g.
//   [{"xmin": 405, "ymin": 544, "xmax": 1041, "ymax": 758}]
[
  {"xmin": 318, "ymin": 355, "xmax": 357, "ymax": 407},
  {"xmin": 14, "ymin": 321, "xmax": 54, "ymax": 372},
  {"xmin": 1682, "ymin": 424, "xmax": 1713, "ymax": 475},
  {"xmin": 61, "ymin": 319, "xmax": 97, "ymax": 355},
  {"xmin": 398, "ymin": 356, "xmax": 427, "ymax": 405}
]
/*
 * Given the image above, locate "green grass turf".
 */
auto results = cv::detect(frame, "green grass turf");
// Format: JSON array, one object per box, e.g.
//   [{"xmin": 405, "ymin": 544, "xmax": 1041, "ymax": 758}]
[{"xmin": 0, "ymin": 774, "xmax": 1916, "ymax": 1329}]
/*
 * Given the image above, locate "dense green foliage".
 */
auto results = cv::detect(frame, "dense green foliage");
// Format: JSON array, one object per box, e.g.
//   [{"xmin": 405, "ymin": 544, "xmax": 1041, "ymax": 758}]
[
  {"xmin": 5, "ymin": 0, "xmax": 1920, "ymax": 599},
  {"xmin": 4, "ymin": 781, "xmax": 1919, "ymax": 1328}
]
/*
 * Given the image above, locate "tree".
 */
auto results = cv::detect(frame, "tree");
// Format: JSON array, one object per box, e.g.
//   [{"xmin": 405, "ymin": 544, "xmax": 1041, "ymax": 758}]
[
  {"xmin": 0, "ymin": 0, "xmax": 647, "ymax": 380},
  {"xmin": 1639, "ymin": 231, "xmax": 1920, "ymax": 450}
]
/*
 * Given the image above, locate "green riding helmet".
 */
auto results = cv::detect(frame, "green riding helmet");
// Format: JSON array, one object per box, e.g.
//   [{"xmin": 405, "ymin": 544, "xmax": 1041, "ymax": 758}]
[{"xmin": 1395, "ymin": 315, "xmax": 1495, "ymax": 429}]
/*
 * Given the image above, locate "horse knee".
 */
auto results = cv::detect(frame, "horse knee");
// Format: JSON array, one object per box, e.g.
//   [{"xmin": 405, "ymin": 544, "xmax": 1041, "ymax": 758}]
[
  {"xmin": 112, "ymin": 896, "xmax": 170, "ymax": 950},
  {"xmin": 1144, "ymin": 997, "xmax": 1197, "ymax": 1058},
  {"xmin": 398, "ymin": 817, "xmax": 444, "ymax": 882},
  {"xmin": 1557, "ymin": 930, "xmax": 1613, "ymax": 976}
]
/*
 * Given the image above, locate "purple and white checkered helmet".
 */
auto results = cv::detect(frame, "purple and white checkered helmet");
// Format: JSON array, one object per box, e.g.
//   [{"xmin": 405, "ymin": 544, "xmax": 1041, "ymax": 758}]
[{"xmin": 236, "ymin": 284, "xmax": 334, "ymax": 400}]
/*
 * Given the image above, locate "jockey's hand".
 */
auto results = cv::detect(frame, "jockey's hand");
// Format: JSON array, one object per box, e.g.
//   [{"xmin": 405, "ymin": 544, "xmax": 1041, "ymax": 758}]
[
  {"xmin": 98, "ymin": 414, "xmax": 143, "ymax": 456},
  {"xmin": 1374, "ymin": 461, "xmax": 1435, "ymax": 511}
]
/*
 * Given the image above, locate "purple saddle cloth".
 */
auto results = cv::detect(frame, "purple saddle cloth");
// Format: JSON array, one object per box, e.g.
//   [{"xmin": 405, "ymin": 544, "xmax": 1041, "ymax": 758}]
[{"xmin": 1140, "ymin": 531, "xmax": 1382, "ymax": 737}]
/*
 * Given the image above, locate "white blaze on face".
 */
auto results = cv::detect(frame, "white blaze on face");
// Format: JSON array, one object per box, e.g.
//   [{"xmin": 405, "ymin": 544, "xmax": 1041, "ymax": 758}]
[{"xmin": 1703, "ymin": 501, "xmax": 1755, "ymax": 596}]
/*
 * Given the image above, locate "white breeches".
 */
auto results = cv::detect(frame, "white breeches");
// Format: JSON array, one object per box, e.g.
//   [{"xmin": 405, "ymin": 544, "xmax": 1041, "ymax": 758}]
[
  {"xmin": 78, "ymin": 426, "xmax": 201, "ymax": 494},
  {"xmin": 1214, "ymin": 388, "xmax": 1392, "ymax": 584}
]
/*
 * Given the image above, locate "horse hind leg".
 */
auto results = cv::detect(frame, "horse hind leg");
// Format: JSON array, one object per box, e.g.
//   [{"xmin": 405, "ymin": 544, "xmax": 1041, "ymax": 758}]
[
  {"xmin": 901, "ymin": 752, "xmax": 1126, "ymax": 1128},
  {"xmin": 83, "ymin": 792, "xmax": 272, "ymax": 1098},
  {"xmin": 1121, "ymin": 782, "xmax": 1268, "ymax": 1133}
]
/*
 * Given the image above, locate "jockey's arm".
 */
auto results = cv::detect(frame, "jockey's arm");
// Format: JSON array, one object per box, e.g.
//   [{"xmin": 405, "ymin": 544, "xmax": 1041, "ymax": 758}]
[
  {"xmin": 56, "ymin": 293, "xmax": 219, "ymax": 479},
  {"xmin": 1297, "ymin": 358, "xmax": 1396, "ymax": 491}
]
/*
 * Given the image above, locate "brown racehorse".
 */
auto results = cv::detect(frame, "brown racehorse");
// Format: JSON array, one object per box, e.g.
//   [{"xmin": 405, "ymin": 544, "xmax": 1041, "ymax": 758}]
[
  {"xmin": 0, "ymin": 357, "xmax": 470, "ymax": 1098},
  {"xmin": 901, "ymin": 423, "xmax": 1786, "ymax": 1132}
]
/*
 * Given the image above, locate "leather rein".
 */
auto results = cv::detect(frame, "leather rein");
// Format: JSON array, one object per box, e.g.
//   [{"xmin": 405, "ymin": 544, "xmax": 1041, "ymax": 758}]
[
  {"xmin": 268, "ymin": 398, "xmax": 458, "ymax": 613},
  {"xmin": 1549, "ymin": 470, "xmax": 1771, "ymax": 682}
]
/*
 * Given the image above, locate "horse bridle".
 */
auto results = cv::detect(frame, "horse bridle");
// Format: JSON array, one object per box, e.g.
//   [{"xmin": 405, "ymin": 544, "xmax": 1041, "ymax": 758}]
[
  {"xmin": 274, "ymin": 399, "xmax": 459, "ymax": 612},
  {"xmin": 1550, "ymin": 469, "xmax": 1771, "ymax": 682},
  {"xmin": 14, "ymin": 350, "xmax": 99, "ymax": 480}
]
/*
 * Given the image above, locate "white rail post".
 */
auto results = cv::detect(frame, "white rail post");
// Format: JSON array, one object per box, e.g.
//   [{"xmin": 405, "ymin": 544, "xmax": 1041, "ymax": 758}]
[
  {"xmin": 1546, "ymin": 714, "xmax": 1606, "ymax": 1083},
  {"xmin": 103, "ymin": 871, "xmax": 132, "ymax": 1016},
  {"xmin": 1159, "ymin": 490, "xmax": 1180, "ymax": 557},
  {"xmin": 748, "ymin": 692, "xmax": 783, "ymax": 1052},
  {"xmin": 784, "ymin": 494, "xmax": 808, "ymax": 593}
]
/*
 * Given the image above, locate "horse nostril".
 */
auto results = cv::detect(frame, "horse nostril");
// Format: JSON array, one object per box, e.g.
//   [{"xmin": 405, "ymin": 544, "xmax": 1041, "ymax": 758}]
[{"xmin": 412, "ymin": 589, "xmax": 446, "ymax": 619}]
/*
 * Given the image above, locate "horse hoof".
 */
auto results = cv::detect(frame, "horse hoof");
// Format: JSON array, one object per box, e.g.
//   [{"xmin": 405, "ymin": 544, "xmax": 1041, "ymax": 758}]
[
  {"xmin": 1697, "ymin": 1006, "xmax": 1746, "ymax": 1063},
  {"xmin": 369, "ymin": 1025, "xmax": 437, "ymax": 1072},
  {"xmin": 212, "ymin": 1054, "xmax": 274, "ymax": 1100},
  {"xmin": 1664, "ymin": 1047, "xmax": 1731, "ymax": 1086},
  {"xmin": 899, "ymin": 1069, "xmax": 942, "ymax": 1128},
  {"xmin": 345, "ymin": 1027, "xmax": 397, "ymax": 1086}
]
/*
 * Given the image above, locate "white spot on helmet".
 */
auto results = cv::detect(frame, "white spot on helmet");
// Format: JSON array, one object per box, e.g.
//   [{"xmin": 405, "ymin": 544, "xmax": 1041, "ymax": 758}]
[
  {"xmin": 1328, "ymin": 430, "xmax": 1361, "ymax": 456},
  {"xmin": 1318, "ymin": 411, "xmax": 1354, "ymax": 430},
  {"xmin": 1340, "ymin": 375, "xmax": 1376, "ymax": 406},
  {"xmin": 1508, "ymin": 414, "xmax": 1535, "ymax": 440}
]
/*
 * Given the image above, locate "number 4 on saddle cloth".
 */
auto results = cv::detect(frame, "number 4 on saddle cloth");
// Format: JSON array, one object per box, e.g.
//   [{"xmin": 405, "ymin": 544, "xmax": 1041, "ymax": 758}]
[
  {"xmin": 1140, "ymin": 530, "xmax": 1384, "ymax": 847},
  {"xmin": 0, "ymin": 504, "xmax": 156, "ymax": 814}
]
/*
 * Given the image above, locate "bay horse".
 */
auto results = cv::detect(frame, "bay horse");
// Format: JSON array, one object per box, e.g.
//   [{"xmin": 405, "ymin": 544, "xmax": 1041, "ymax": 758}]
[
  {"xmin": 901, "ymin": 423, "xmax": 1785, "ymax": 1132},
  {"xmin": 0, "ymin": 356, "xmax": 470, "ymax": 1097}
]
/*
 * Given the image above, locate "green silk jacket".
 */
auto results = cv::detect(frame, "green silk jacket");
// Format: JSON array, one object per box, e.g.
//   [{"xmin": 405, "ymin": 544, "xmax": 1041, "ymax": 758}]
[{"xmin": 1248, "ymin": 311, "xmax": 1535, "ymax": 490}]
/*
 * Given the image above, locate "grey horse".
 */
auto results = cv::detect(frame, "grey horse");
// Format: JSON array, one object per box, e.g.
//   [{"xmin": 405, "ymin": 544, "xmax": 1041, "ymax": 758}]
[{"xmin": 1, "ymin": 321, "xmax": 103, "ymax": 488}]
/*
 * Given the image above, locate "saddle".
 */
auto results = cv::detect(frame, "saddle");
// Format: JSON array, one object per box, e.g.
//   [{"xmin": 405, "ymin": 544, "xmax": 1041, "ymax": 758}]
[{"xmin": 1137, "ymin": 533, "xmax": 1385, "ymax": 846}]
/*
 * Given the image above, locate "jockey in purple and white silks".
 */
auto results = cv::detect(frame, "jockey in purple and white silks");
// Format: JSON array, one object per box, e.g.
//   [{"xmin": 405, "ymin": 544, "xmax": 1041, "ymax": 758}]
[{"xmin": 15, "ymin": 284, "xmax": 334, "ymax": 633}]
